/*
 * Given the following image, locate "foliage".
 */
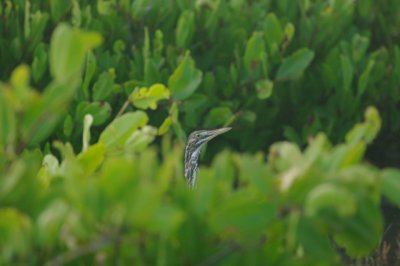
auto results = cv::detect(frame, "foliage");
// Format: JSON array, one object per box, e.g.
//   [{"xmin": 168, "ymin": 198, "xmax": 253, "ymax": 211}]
[{"xmin": 1, "ymin": 0, "xmax": 400, "ymax": 265}]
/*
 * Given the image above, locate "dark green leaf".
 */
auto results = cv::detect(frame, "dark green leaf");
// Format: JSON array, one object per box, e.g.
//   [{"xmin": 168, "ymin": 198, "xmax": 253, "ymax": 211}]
[
  {"xmin": 168, "ymin": 52, "xmax": 202, "ymax": 100},
  {"xmin": 276, "ymin": 48, "xmax": 314, "ymax": 81}
]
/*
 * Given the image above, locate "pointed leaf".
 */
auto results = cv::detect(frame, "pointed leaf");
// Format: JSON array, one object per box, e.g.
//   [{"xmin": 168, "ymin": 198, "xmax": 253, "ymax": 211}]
[
  {"xmin": 276, "ymin": 48, "xmax": 314, "ymax": 81},
  {"xmin": 168, "ymin": 52, "xmax": 202, "ymax": 100}
]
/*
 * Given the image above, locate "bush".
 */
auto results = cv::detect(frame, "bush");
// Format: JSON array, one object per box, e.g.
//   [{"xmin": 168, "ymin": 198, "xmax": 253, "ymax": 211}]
[{"xmin": 1, "ymin": 1, "xmax": 400, "ymax": 265}]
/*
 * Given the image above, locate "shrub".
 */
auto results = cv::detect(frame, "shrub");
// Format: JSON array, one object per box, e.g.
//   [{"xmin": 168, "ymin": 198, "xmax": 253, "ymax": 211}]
[{"xmin": 1, "ymin": 1, "xmax": 400, "ymax": 265}]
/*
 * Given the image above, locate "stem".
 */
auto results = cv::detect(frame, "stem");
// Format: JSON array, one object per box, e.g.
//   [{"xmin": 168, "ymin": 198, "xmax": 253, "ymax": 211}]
[
  {"xmin": 114, "ymin": 88, "xmax": 137, "ymax": 120},
  {"xmin": 115, "ymin": 98, "xmax": 131, "ymax": 119}
]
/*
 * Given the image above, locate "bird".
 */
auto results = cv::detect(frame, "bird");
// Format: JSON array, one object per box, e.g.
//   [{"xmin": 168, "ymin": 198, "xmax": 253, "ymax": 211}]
[{"xmin": 184, "ymin": 127, "xmax": 231, "ymax": 188}]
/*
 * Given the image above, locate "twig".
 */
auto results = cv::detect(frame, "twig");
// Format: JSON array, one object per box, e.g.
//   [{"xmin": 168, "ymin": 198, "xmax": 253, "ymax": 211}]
[{"xmin": 115, "ymin": 97, "xmax": 132, "ymax": 119}]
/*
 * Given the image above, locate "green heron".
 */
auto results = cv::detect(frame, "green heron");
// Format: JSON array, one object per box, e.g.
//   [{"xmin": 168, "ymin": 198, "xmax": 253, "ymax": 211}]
[{"xmin": 184, "ymin": 127, "xmax": 231, "ymax": 188}]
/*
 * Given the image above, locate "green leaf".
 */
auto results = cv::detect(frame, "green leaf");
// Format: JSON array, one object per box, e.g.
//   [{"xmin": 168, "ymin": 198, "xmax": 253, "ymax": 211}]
[
  {"xmin": 125, "ymin": 126, "xmax": 157, "ymax": 152},
  {"xmin": 175, "ymin": 10, "xmax": 195, "ymax": 48},
  {"xmin": 382, "ymin": 169, "xmax": 400, "ymax": 207},
  {"xmin": 32, "ymin": 43, "xmax": 48, "ymax": 82},
  {"xmin": 244, "ymin": 31, "xmax": 266, "ymax": 72},
  {"xmin": 130, "ymin": 83, "xmax": 170, "ymax": 110},
  {"xmin": 340, "ymin": 55, "xmax": 353, "ymax": 92},
  {"xmin": 36, "ymin": 200, "xmax": 69, "ymax": 246},
  {"xmin": 0, "ymin": 208, "xmax": 32, "ymax": 257},
  {"xmin": 284, "ymin": 22, "xmax": 295, "ymax": 43},
  {"xmin": 357, "ymin": 59, "xmax": 374, "ymax": 97},
  {"xmin": 92, "ymin": 69, "xmax": 115, "ymax": 101},
  {"xmin": 276, "ymin": 48, "xmax": 314, "ymax": 81},
  {"xmin": 305, "ymin": 184, "xmax": 356, "ymax": 217},
  {"xmin": 81, "ymin": 51, "xmax": 97, "ymax": 99},
  {"xmin": 158, "ymin": 116, "xmax": 173, "ymax": 135},
  {"xmin": 97, "ymin": 0, "xmax": 115, "ymax": 15},
  {"xmin": 297, "ymin": 217, "xmax": 338, "ymax": 261},
  {"xmin": 168, "ymin": 52, "xmax": 202, "ymax": 101},
  {"xmin": 10, "ymin": 64, "xmax": 30, "ymax": 95},
  {"xmin": 333, "ymin": 199, "xmax": 382, "ymax": 257},
  {"xmin": 22, "ymin": 80, "xmax": 80, "ymax": 146},
  {"xmin": 351, "ymin": 34, "xmax": 369, "ymax": 62},
  {"xmin": 204, "ymin": 107, "xmax": 233, "ymax": 128},
  {"xmin": 255, "ymin": 79, "xmax": 274, "ymax": 99},
  {"xmin": 238, "ymin": 155, "xmax": 272, "ymax": 195},
  {"xmin": 131, "ymin": 0, "xmax": 151, "ymax": 18},
  {"xmin": 99, "ymin": 111, "xmax": 148, "ymax": 150},
  {"xmin": 63, "ymin": 114, "xmax": 73, "ymax": 137},
  {"xmin": 71, "ymin": 0, "xmax": 81, "ymax": 27},
  {"xmin": 50, "ymin": 0, "xmax": 71, "ymax": 21},
  {"xmin": 77, "ymin": 143, "xmax": 105, "ymax": 176},
  {"xmin": 345, "ymin": 106, "xmax": 381, "ymax": 145},
  {"xmin": 210, "ymin": 193, "xmax": 276, "ymax": 240},
  {"xmin": 50, "ymin": 24, "xmax": 102, "ymax": 82},
  {"xmin": 76, "ymin": 101, "xmax": 112, "ymax": 126},
  {"xmin": 264, "ymin": 13, "xmax": 283, "ymax": 46},
  {"xmin": 0, "ymin": 89, "xmax": 16, "ymax": 149}
]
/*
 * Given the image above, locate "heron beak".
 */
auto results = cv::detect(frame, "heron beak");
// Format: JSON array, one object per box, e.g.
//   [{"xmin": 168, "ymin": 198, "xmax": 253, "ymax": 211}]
[{"xmin": 206, "ymin": 127, "xmax": 232, "ymax": 141}]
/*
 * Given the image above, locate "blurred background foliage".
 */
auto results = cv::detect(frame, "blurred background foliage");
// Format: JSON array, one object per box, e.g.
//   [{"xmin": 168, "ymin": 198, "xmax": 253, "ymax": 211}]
[{"xmin": 1, "ymin": 0, "xmax": 400, "ymax": 265}]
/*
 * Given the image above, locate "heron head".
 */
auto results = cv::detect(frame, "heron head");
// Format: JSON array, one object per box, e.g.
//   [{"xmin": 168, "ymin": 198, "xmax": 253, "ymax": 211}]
[{"xmin": 188, "ymin": 127, "xmax": 231, "ymax": 148}]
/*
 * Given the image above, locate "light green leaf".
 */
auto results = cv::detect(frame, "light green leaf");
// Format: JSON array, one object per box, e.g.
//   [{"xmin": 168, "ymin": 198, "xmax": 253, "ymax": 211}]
[
  {"xmin": 158, "ymin": 116, "xmax": 173, "ymax": 135},
  {"xmin": 276, "ymin": 48, "xmax": 314, "ymax": 81},
  {"xmin": 97, "ymin": 0, "xmax": 115, "ymax": 15},
  {"xmin": 36, "ymin": 200, "xmax": 69, "ymax": 246},
  {"xmin": 0, "ymin": 208, "xmax": 32, "ymax": 257},
  {"xmin": 130, "ymin": 83, "xmax": 170, "ymax": 110},
  {"xmin": 77, "ymin": 142, "xmax": 105, "ymax": 176},
  {"xmin": 284, "ymin": 22, "xmax": 295, "ymax": 43},
  {"xmin": 255, "ymin": 79, "xmax": 274, "ymax": 99},
  {"xmin": 168, "ymin": 52, "xmax": 202, "ymax": 100},
  {"xmin": 99, "ymin": 111, "xmax": 148, "ymax": 150},
  {"xmin": 305, "ymin": 184, "xmax": 356, "ymax": 217},
  {"xmin": 345, "ymin": 106, "xmax": 381, "ymax": 144},
  {"xmin": 71, "ymin": 0, "xmax": 81, "ymax": 27},
  {"xmin": 50, "ymin": 24, "xmax": 102, "ymax": 82},
  {"xmin": 125, "ymin": 126, "xmax": 157, "ymax": 152},
  {"xmin": 11, "ymin": 64, "xmax": 30, "ymax": 95}
]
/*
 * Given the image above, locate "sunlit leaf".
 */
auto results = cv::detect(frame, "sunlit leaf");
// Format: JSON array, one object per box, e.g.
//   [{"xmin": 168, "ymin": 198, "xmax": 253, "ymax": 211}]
[
  {"xmin": 99, "ymin": 111, "xmax": 148, "ymax": 150},
  {"xmin": 130, "ymin": 83, "xmax": 170, "ymax": 110}
]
